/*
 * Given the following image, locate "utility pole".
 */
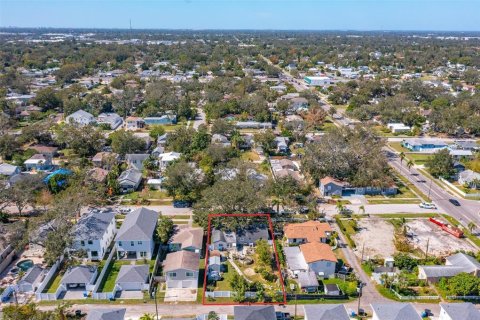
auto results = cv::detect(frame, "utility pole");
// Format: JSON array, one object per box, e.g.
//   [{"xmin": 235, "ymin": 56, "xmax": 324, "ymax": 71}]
[
  {"xmin": 360, "ymin": 243, "xmax": 365, "ymax": 262},
  {"xmin": 357, "ymin": 282, "xmax": 364, "ymax": 316},
  {"xmin": 424, "ymin": 238, "xmax": 430, "ymax": 260}
]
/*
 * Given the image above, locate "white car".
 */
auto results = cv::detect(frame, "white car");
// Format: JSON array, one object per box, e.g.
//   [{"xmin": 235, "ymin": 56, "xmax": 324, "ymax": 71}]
[{"xmin": 419, "ymin": 202, "xmax": 436, "ymax": 209}]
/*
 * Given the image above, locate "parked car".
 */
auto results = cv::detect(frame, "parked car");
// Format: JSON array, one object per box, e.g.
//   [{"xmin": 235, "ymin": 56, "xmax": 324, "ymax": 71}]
[
  {"xmin": 449, "ymin": 199, "xmax": 461, "ymax": 206},
  {"xmin": 173, "ymin": 200, "xmax": 192, "ymax": 208},
  {"xmin": 419, "ymin": 202, "xmax": 436, "ymax": 209},
  {"xmin": 119, "ymin": 207, "xmax": 132, "ymax": 214}
]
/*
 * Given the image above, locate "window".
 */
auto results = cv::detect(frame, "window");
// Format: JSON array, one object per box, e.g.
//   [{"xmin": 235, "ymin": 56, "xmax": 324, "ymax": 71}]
[
  {"xmin": 140, "ymin": 251, "xmax": 147, "ymax": 257},
  {"xmin": 169, "ymin": 272, "xmax": 176, "ymax": 278},
  {"xmin": 138, "ymin": 241, "xmax": 142, "ymax": 245},
  {"xmin": 80, "ymin": 241, "xmax": 85, "ymax": 246},
  {"xmin": 87, "ymin": 240, "xmax": 93, "ymax": 245},
  {"xmin": 131, "ymin": 241, "xmax": 134, "ymax": 246},
  {"xmin": 91, "ymin": 251, "xmax": 98, "ymax": 257},
  {"xmin": 326, "ymin": 262, "xmax": 331, "ymax": 267},
  {"xmin": 118, "ymin": 241, "xmax": 122, "ymax": 246},
  {"xmin": 186, "ymin": 272, "xmax": 194, "ymax": 277}
]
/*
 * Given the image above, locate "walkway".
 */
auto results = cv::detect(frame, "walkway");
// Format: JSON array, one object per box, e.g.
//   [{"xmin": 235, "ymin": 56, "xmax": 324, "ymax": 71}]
[{"xmin": 227, "ymin": 253, "xmax": 252, "ymax": 283}]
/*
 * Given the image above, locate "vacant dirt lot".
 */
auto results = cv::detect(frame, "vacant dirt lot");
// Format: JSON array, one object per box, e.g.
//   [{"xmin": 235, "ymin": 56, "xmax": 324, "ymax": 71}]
[
  {"xmin": 352, "ymin": 218, "xmax": 396, "ymax": 259},
  {"xmin": 406, "ymin": 219, "xmax": 477, "ymax": 256}
]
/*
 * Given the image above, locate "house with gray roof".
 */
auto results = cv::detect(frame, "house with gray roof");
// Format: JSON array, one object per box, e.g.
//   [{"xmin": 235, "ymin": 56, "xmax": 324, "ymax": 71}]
[
  {"xmin": 211, "ymin": 227, "xmax": 270, "ymax": 251},
  {"xmin": 439, "ymin": 303, "xmax": 480, "ymax": 320},
  {"xmin": 18, "ymin": 265, "xmax": 45, "ymax": 293},
  {"xmin": 418, "ymin": 253, "xmax": 480, "ymax": 283},
  {"xmin": 115, "ymin": 207, "xmax": 159, "ymax": 260},
  {"xmin": 371, "ymin": 303, "xmax": 421, "ymax": 320},
  {"xmin": 97, "ymin": 113, "xmax": 123, "ymax": 129},
  {"xmin": 66, "ymin": 109, "xmax": 95, "ymax": 127},
  {"xmin": 284, "ymin": 246, "xmax": 308, "ymax": 275},
  {"xmin": 303, "ymin": 304, "xmax": 350, "ymax": 320},
  {"xmin": 71, "ymin": 209, "xmax": 116, "ymax": 261},
  {"xmin": 115, "ymin": 264, "xmax": 149, "ymax": 291},
  {"xmin": 163, "ymin": 250, "xmax": 199, "ymax": 289},
  {"xmin": 0, "ymin": 163, "xmax": 20, "ymax": 177},
  {"xmin": 458, "ymin": 170, "xmax": 480, "ymax": 189},
  {"xmin": 125, "ymin": 154, "xmax": 150, "ymax": 171},
  {"xmin": 86, "ymin": 308, "xmax": 126, "ymax": 320},
  {"xmin": 61, "ymin": 265, "xmax": 98, "ymax": 290},
  {"xmin": 168, "ymin": 227, "xmax": 203, "ymax": 253},
  {"xmin": 117, "ymin": 168, "xmax": 142, "ymax": 193},
  {"xmin": 233, "ymin": 306, "xmax": 276, "ymax": 320},
  {"xmin": 298, "ymin": 270, "xmax": 319, "ymax": 293}
]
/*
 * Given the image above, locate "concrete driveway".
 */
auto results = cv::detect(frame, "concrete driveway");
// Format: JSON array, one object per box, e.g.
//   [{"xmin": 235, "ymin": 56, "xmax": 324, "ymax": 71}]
[
  {"xmin": 117, "ymin": 290, "xmax": 144, "ymax": 299},
  {"xmin": 164, "ymin": 288, "xmax": 197, "ymax": 302}
]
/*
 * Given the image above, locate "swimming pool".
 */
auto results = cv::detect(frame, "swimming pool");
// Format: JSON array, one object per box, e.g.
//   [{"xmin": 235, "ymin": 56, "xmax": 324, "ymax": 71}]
[{"xmin": 16, "ymin": 259, "xmax": 34, "ymax": 271}]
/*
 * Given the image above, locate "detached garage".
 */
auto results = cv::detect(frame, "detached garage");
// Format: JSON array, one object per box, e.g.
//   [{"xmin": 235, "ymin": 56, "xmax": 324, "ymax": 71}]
[{"xmin": 115, "ymin": 265, "xmax": 149, "ymax": 291}]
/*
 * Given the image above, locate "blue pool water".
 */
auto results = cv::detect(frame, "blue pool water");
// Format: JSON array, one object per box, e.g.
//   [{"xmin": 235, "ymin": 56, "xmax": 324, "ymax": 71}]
[{"xmin": 16, "ymin": 259, "xmax": 34, "ymax": 271}]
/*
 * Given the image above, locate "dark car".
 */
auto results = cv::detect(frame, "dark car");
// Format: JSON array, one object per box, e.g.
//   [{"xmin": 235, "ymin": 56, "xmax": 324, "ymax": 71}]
[
  {"xmin": 173, "ymin": 200, "xmax": 192, "ymax": 208},
  {"xmin": 449, "ymin": 199, "xmax": 461, "ymax": 206}
]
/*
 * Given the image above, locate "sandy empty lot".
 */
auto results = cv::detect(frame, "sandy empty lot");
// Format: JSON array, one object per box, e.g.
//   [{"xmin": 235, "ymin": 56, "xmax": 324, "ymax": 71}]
[
  {"xmin": 406, "ymin": 219, "xmax": 477, "ymax": 256},
  {"xmin": 352, "ymin": 218, "xmax": 396, "ymax": 259}
]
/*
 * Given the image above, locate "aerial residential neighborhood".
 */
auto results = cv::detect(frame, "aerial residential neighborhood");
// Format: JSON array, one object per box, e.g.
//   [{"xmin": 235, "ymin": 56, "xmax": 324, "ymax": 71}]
[{"xmin": 1, "ymin": 2, "xmax": 480, "ymax": 319}]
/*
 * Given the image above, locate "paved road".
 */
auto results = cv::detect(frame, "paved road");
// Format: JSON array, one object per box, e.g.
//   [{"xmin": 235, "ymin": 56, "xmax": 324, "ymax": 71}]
[
  {"xmin": 386, "ymin": 149, "xmax": 480, "ymax": 227},
  {"xmin": 322, "ymin": 203, "xmax": 443, "ymax": 216},
  {"xmin": 193, "ymin": 106, "xmax": 206, "ymax": 130}
]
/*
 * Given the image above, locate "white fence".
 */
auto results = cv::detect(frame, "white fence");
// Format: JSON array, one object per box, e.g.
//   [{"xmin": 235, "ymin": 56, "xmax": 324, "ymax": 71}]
[
  {"xmin": 92, "ymin": 284, "xmax": 120, "ymax": 300},
  {"xmin": 205, "ymin": 291, "xmax": 257, "ymax": 298},
  {"xmin": 391, "ymin": 289, "xmax": 439, "ymax": 301},
  {"xmin": 91, "ymin": 248, "xmax": 116, "ymax": 295},
  {"xmin": 446, "ymin": 295, "xmax": 480, "ymax": 300},
  {"xmin": 439, "ymin": 177, "xmax": 480, "ymax": 199},
  {"xmin": 35, "ymin": 255, "xmax": 64, "ymax": 301}
]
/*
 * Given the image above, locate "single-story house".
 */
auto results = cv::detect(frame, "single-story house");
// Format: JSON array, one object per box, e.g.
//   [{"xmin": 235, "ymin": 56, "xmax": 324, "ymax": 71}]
[
  {"xmin": 125, "ymin": 153, "xmax": 150, "ymax": 171},
  {"xmin": 86, "ymin": 308, "xmax": 126, "ymax": 320},
  {"xmin": 458, "ymin": 170, "xmax": 480, "ymax": 189},
  {"xmin": 97, "ymin": 113, "xmax": 123, "ymax": 129},
  {"xmin": 28, "ymin": 145, "xmax": 58, "ymax": 158},
  {"xmin": 453, "ymin": 161, "xmax": 466, "ymax": 174},
  {"xmin": 211, "ymin": 134, "xmax": 230, "ymax": 147},
  {"xmin": 0, "ymin": 163, "xmax": 20, "ymax": 177},
  {"xmin": 146, "ymin": 178, "xmax": 163, "ymax": 190},
  {"xmin": 297, "ymin": 270, "xmax": 319, "ymax": 293},
  {"xmin": 61, "ymin": 265, "xmax": 98, "ymax": 290},
  {"xmin": 144, "ymin": 115, "xmax": 176, "ymax": 126},
  {"xmin": 163, "ymin": 250, "xmax": 200, "ymax": 289},
  {"xmin": 125, "ymin": 117, "xmax": 145, "ymax": 130},
  {"xmin": 319, "ymin": 176, "xmax": 398, "ymax": 197},
  {"xmin": 116, "ymin": 207, "xmax": 159, "ymax": 260},
  {"xmin": 211, "ymin": 227, "xmax": 270, "ymax": 250},
  {"xmin": 115, "ymin": 264, "xmax": 149, "ymax": 291},
  {"xmin": 92, "ymin": 152, "xmax": 119, "ymax": 169},
  {"xmin": 449, "ymin": 149, "xmax": 474, "ymax": 160},
  {"xmin": 0, "ymin": 244, "xmax": 15, "ymax": 274},
  {"xmin": 233, "ymin": 306, "xmax": 276, "ymax": 320},
  {"xmin": 117, "ymin": 168, "xmax": 142, "ymax": 193},
  {"xmin": 303, "ymin": 304, "xmax": 350, "ymax": 320},
  {"xmin": 235, "ymin": 121, "xmax": 272, "ymax": 130},
  {"xmin": 87, "ymin": 167, "xmax": 109, "ymax": 183},
  {"xmin": 66, "ymin": 109, "xmax": 95, "ymax": 126},
  {"xmin": 274, "ymin": 137, "xmax": 289, "ymax": 153},
  {"xmin": 284, "ymin": 221, "xmax": 332, "ymax": 245},
  {"xmin": 387, "ymin": 123, "xmax": 411, "ymax": 133},
  {"xmin": 211, "ymin": 229, "xmax": 237, "ymax": 251},
  {"xmin": 158, "ymin": 152, "xmax": 181, "ymax": 169},
  {"xmin": 450, "ymin": 140, "xmax": 480, "ymax": 151},
  {"xmin": 371, "ymin": 303, "xmax": 421, "ymax": 320},
  {"xmin": 324, "ymin": 283, "xmax": 340, "ymax": 296},
  {"xmin": 24, "ymin": 154, "xmax": 52, "ymax": 171},
  {"xmin": 401, "ymin": 139, "xmax": 448, "ymax": 152},
  {"xmin": 284, "ymin": 246, "xmax": 309, "ymax": 275},
  {"xmin": 17, "ymin": 265, "xmax": 45, "ymax": 293},
  {"xmin": 439, "ymin": 302, "xmax": 480, "ymax": 320},
  {"xmin": 168, "ymin": 227, "xmax": 203, "ymax": 253},
  {"xmin": 418, "ymin": 253, "xmax": 480, "ymax": 283},
  {"xmin": 299, "ymin": 242, "xmax": 337, "ymax": 278},
  {"xmin": 372, "ymin": 266, "xmax": 399, "ymax": 285},
  {"xmin": 207, "ymin": 256, "xmax": 222, "ymax": 280},
  {"xmin": 71, "ymin": 209, "xmax": 116, "ymax": 261}
]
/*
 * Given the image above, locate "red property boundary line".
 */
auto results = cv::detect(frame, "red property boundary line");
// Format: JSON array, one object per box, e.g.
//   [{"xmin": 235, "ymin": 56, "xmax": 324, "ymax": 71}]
[{"xmin": 202, "ymin": 213, "xmax": 287, "ymax": 305}]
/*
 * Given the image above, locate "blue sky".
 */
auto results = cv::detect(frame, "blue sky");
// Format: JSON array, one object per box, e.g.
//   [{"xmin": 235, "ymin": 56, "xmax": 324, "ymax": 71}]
[{"xmin": 1, "ymin": 0, "xmax": 479, "ymax": 31}]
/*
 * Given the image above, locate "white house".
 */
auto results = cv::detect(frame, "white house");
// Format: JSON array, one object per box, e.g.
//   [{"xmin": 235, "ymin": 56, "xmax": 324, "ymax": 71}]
[
  {"xmin": 158, "ymin": 152, "xmax": 181, "ymax": 169},
  {"xmin": 439, "ymin": 303, "xmax": 480, "ymax": 320},
  {"xmin": 71, "ymin": 209, "xmax": 116, "ymax": 261},
  {"xmin": 115, "ymin": 207, "xmax": 159, "ymax": 260},
  {"xmin": 66, "ymin": 109, "xmax": 95, "ymax": 126},
  {"xmin": 163, "ymin": 250, "xmax": 199, "ymax": 289},
  {"xmin": 0, "ymin": 163, "xmax": 21, "ymax": 177},
  {"xmin": 97, "ymin": 113, "xmax": 123, "ymax": 129},
  {"xmin": 24, "ymin": 154, "xmax": 52, "ymax": 171},
  {"xmin": 458, "ymin": 170, "xmax": 480, "ymax": 189},
  {"xmin": 387, "ymin": 123, "xmax": 411, "ymax": 134},
  {"xmin": 115, "ymin": 264, "xmax": 150, "ymax": 291},
  {"xmin": 17, "ymin": 265, "xmax": 45, "ymax": 293}
]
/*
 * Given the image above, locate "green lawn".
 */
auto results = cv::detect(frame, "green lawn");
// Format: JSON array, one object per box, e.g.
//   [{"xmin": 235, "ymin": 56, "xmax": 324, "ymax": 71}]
[
  {"xmin": 389, "ymin": 142, "xmax": 411, "ymax": 153},
  {"xmin": 123, "ymin": 190, "xmax": 168, "ymax": 200},
  {"xmin": 407, "ymin": 153, "xmax": 431, "ymax": 165},
  {"xmin": 99, "ymin": 260, "xmax": 132, "ymax": 292},
  {"xmin": 44, "ymin": 271, "xmax": 64, "ymax": 293}
]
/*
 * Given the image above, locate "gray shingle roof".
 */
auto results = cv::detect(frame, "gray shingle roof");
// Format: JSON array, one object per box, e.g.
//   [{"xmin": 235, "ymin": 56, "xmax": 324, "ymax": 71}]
[
  {"xmin": 116, "ymin": 264, "xmax": 149, "ymax": 283},
  {"xmin": 170, "ymin": 227, "xmax": 203, "ymax": 250},
  {"xmin": 284, "ymin": 246, "xmax": 308, "ymax": 271},
  {"xmin": 163, "ymin": 250, "xmax": 199, "ymax": 272},
  {"xmin": 86, "ymin": 308, "xmax": 126, "ymax": 320},
  {"xmin": 303, "ymin": 304, "xmax": 350, "ymax": 320},
  {"xmin": 446, "ymin": 253, "xmax": 480, "ymax": 273},
  {"xmin": 61, "ymin": 265, "xmax": 97, "ymax": 285},
  {"xmin": 440, "ymin": 303, "xmax": 480, "ymax": 320},
  {"xmin": 116, "ymin": 207, "xmax": 159, "ymax": 241},
  {"xmin": 72, "ymin": 210, "xmax": 115, "ymax": 241},
  {"xmin": 371, "ymin": 303, "xmax": 421, "ymax": 320},
  {"xmin": 117, "ymin": 168, "xmax": 142, "ymax": 184},
  {"xmin": 297, "ymin": 270, "xmax": 319, "ymax": 288},
  {"xmin": 233, "ymin": 306, "xmax": 276, "ymax": 320},
  {"xmin": 19, "ymin": 265, "xmax": 44, "ymax": 285},
  {"xmin": 0, "ymin": 163, "xmax": 19, "ymax": 176}
]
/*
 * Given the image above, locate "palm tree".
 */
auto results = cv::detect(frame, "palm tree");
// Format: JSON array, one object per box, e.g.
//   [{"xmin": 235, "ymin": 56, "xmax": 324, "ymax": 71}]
[
  {"xmin": 406, "ymin": 160, "xmax": 414, "ymax": 171},
  {"xmin": 468, "ymin": 221, "xmax": 477, "ymax": 234},
  {"xmin": 399, "ymin": 152, "xmax": 406, "ymax": 164}
]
